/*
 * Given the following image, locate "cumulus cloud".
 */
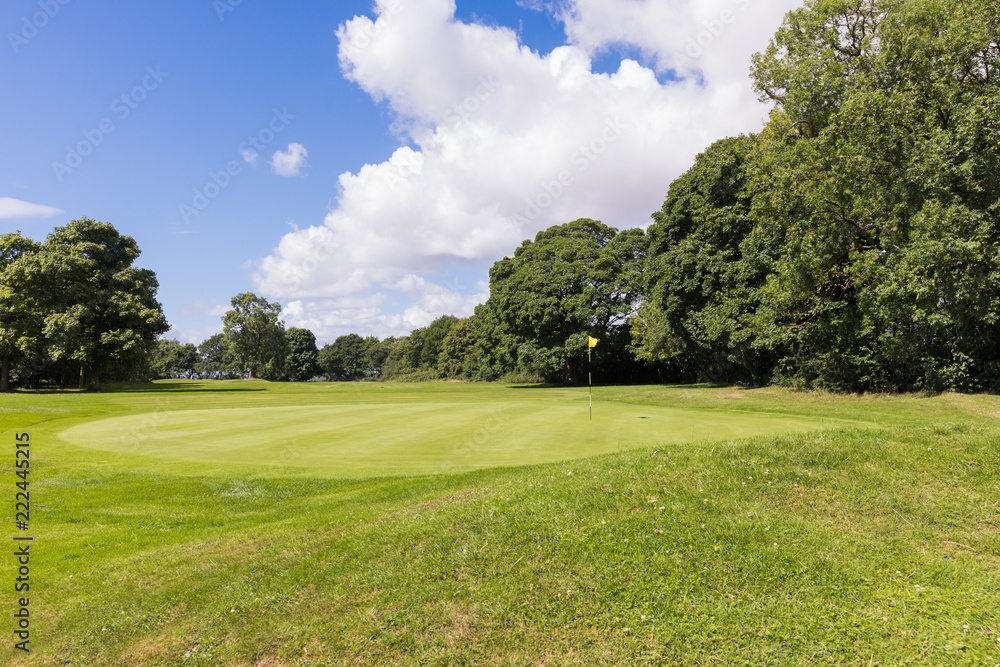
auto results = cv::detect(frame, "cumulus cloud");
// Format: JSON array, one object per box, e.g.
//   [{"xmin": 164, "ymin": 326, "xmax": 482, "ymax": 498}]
[
  {"xmin": 555, "ymin": 0, "xmax": 795, "ymax": 80},
  {"xmin": 280, "ymin": 278, "xmax": 490, "ymax": 342},
  {"xmin": 0, "ymin": 197, "xmax": 63, "ymax": 220},
  {"xmin": 254, "ymin": 0, "xmax": 797, "ymax": 338},
  {"xmin": 241, "ymin": 149, "xmax": 259, "ymax": 165},
  {"xmin": 271, "ymin": 143, "xmax": 308, "ymax": 177}
]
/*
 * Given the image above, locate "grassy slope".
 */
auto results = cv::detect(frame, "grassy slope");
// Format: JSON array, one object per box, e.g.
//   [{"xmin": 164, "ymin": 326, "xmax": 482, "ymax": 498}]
[{"xmin": 1, "ymin": 382, "xmax": 998, "ymax": 665}]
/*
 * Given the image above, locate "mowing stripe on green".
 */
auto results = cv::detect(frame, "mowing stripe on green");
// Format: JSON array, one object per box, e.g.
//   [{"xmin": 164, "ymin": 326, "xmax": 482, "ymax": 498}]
[{"xmin": 59, "ymin": 398, "xmax": 844, "ymax": 478}]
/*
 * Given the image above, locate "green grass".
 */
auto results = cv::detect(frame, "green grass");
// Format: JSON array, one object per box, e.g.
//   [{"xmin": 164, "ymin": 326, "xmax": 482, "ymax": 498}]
[
  {"xmin": 1, "ymin": 381, "xmax": 998, "ymax": 665},
  {"xmin": 56, "ymin": 383, "xmax": 851, "ymax": 477}
]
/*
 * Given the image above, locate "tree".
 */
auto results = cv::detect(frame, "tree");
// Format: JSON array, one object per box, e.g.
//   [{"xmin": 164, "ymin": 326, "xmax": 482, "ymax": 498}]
[
  {"xmin": 25, "ymin": 218, "xmax": 168, "ymax": 391},
  {"xmin": 421, "ymin": 315, "xmax": 459, "ymax": 367},
  {"xmin": 148, "ymin": 339, "xmax": 199, "ymax": 379},
  {"xmin": 319, "ymin": 334, "xmax": 370, "ymax": 380},
  {"xmin": 381, "ymin": 330, "xmax": 425, "ymax": 379},
  {"xmin": 475, "ymin": 218, "xmax": 646, "ymax": 383},
  {"xmin": 748, "ymin": 0, "xmax": 1000, "ymax": 391},
  {"xmin": 437, "ymin": 317, "xmax": 481, "ymax": 379},
  {"xmin": 222, "ymin": 293, "xmax": 287, "ymax": 380},
  {"xmin": 196, "ymin": 333, "xmax": 240, "ymax": 378},
  {"xmin": 0, "ymin": 233, "xmax": 41, "ymax": 391},
  {"xmin": 634, "ymin": 135, "xmax": 779, "ymax": 384},
  {"xmin": 285, "ymin": 327, "xmax": 321, "ymax": 381}
]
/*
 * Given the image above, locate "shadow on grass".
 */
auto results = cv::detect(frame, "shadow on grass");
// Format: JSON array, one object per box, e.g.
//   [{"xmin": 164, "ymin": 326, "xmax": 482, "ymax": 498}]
[
  {"xmin": 107, "ymin": 382, "xmax": 268, "ymax": 393},
  {"xmin": 12, "ymin": 381, "xmax": 269, "ymax": 395},
  {"xmin": 506, "ymin": 382, "xmax": 735, "ymax": 390}
]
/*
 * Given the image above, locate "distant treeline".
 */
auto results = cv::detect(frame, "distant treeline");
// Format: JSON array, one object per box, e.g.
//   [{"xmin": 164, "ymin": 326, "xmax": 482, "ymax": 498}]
[
  {"xmin": 150, "ymin": 313, "xmax": 485, "ymax": 384},
  {"xmin": 6, "ymin": 0, "xmax": 1000, "ymax": 392}
]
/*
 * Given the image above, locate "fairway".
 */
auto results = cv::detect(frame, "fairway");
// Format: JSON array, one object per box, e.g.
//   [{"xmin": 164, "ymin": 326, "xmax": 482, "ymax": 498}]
[{"xmin": 58, "ymin": 387, "xmax": 840, "ymax": 477}]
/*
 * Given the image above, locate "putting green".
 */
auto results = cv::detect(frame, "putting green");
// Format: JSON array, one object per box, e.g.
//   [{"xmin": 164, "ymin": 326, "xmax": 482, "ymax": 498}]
[{"xmin": 58, "ymin": 395, "xmax": 843, "ymax": 478}]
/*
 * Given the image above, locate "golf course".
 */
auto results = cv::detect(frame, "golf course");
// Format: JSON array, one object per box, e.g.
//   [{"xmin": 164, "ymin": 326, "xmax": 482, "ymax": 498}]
[
  {"xmin": 56, "ymin": 384, "xmax": 850, "ymax": 478},
  {"xmin": 2, "ymin": 381, "xmax": 998, "ymax": 665}
]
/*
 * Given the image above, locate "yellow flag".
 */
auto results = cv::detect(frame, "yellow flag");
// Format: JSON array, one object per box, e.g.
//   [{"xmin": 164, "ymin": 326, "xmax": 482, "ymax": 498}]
[{"xmin": 588, "ymin": 336, "xmax": 599, "ymax": 348}]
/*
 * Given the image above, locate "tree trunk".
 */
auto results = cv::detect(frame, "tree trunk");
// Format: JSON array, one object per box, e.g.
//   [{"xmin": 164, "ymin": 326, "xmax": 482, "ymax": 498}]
[
  {"xmin": 79, "ymin": 365, "xmax": 86, "ymax": 389},
  {"xmin": 87, "ymin": 364, "xmax": 101, "ymax": 392},
  {"xmin": 0, "ymin": 356, "xmax": 9, "ymax": 392},
  {"xmin": 565, "ymin": 356, "xmax": 578, "ymax": 384},
  {"xmin": 59, "ymin": 372, "xmax": 67, "ymax": 391}
]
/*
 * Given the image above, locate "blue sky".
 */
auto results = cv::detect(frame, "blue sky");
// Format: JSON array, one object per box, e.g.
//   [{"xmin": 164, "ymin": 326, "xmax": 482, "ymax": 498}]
[{"xmin": 1, "ymin": 0, "xmax": 798, "ymax": 345}]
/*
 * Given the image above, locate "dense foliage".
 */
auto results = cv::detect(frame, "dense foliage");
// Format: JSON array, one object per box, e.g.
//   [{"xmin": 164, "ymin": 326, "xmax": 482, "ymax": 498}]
[
  {"xmin": 0, "ymin": 219, "xmax": 168, "ymax": 390},
  {"xmin": 744, "ymin": 0, "xmax": 1000, "ymax": 391},
  {"xmin": 475, "ymin": 218, "xmax": 646, "ymax": 384},
  {"xmin": 631, "ymin": 0, "xmax": 1000, "ymax": 392}
]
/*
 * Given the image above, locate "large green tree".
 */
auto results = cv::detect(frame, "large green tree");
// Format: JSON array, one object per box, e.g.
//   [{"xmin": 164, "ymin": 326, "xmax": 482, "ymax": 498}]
[
  {"xmin": 633, "ymin": 136, "xmax": 779, "ymax": 384},
  {"xmin": 285, "ymin": 327, "xmax": 321, "ymax": 381},
  {"xmin": 23, "ymin": 218, "xmax": 168, "ymax": 391},
  {"xmin": 148, "ymin": 339, "xmax": 199, "ymax": 379},
  {"xmin": 437, "ymin": 317, "xmax": 482, "ymax": 379},
  {"xmin": 0, "ymin": 233, "xmax": 41, "ymax": 391},
  {"xmin": 361, "ymin": 335, "xmax": 389, "ymax": 378},
  {"xmin": 196, "ymin": 333, "xmax": 239, "ymax": 378},
  {"xmin": 421, "ymin": 315, "xmax": 459, "ymax": 367},
  {"xmin": 319, "ymin": 334, "xmax": 370, "ymax": 380},
  {"xmin": 748, "ymin": 0, "xmax": 1000, "ymax": 391},
  {"xmin": 475, "ymin": 218, "xmax": 646, "ymax": 383},
  {"xmin": 222, "ymin": 293, "xmax": 287, "ymax": 380}
]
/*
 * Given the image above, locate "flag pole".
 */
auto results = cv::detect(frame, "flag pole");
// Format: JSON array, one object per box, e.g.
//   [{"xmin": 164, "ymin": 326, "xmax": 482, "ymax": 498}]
[{"xmin": 587, "ymin": 335, "xmax": 598, "ymax": 421}]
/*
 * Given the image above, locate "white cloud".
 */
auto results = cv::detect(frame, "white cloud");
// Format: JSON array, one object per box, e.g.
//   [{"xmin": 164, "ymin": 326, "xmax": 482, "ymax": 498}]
[
  {"xmin": 241, "ymin": 149, "xmax": 259, "ymax": 165},
  {"xmin": 0, "ymin": 197, "xmax": 63, "ymax": 220},
  {"xmin": 163, "ymin": 323, "xmax": 222, "ymax": 346},
  {"xmin": 270, "ymin": 143, "xmax": 308, "ymax": 177},
  {"xmin": 254, "ymin": 0, "xmax": 797, "ymax": 338},
  {"xmin": 281, "ymin": 277, "xmax": 489, "ymax": 344}
]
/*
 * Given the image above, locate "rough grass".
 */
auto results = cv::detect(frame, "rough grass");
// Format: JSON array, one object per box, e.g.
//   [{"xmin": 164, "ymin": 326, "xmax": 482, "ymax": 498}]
[{"xmin": 0, "ymin": 381, "xmax": 997, "ymax": 665}]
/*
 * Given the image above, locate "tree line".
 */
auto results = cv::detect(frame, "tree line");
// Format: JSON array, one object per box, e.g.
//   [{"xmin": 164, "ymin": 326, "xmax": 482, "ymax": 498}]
[
  {"xmin": 149, "ymin": 302, "xmax": 483, "ymax": 383},
  {"xmin": 5, "ymin": 0, "xmax": 999, "ymax": 393}
]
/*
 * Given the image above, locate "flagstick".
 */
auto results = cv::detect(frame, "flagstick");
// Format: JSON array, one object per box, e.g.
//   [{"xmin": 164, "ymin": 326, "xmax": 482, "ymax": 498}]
[{"xmin": 589, "ymin": 346, "xmax": 592, "ymax": 421}]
